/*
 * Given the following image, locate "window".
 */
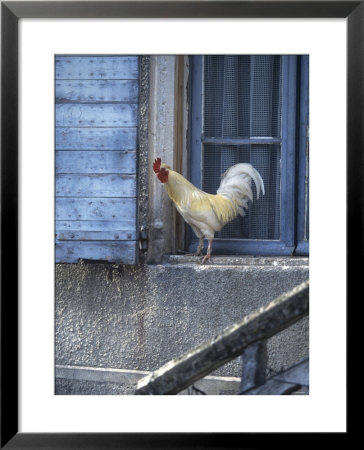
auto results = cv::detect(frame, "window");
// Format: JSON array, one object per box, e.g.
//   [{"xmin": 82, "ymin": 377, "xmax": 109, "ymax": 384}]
[
  {"xmin": 189, "ymin": 55, "xmax": 309, "ymax": 256},
  {"xmin": 55, "ymin": 55, "xmax": 139, "ymax": 264}
]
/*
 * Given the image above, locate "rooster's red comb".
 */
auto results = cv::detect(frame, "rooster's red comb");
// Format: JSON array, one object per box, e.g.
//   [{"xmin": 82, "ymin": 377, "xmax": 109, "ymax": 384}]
[{"xmin": 153, "ymin": 158, "xmax": 161, "ymax": 173}]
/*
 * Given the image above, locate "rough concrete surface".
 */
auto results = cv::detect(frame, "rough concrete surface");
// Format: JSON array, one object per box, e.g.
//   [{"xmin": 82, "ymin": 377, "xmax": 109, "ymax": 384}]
[
  {"xmin": 56, "ymin": 378, "xmax": 134, "ymax": 395},
  {"xmin": 55, "ymin": 256, "xmax": 308, "ymax": 394}
]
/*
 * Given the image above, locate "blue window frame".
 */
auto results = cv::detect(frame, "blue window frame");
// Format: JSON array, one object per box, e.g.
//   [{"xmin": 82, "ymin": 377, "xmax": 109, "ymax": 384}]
[
  {"xmin": 295, "ymin": 56, "xmax": 309, "ymax": 255},
  {"xmin": 189, "ymin": 55, "xmax": 309, "ymax": 256}
]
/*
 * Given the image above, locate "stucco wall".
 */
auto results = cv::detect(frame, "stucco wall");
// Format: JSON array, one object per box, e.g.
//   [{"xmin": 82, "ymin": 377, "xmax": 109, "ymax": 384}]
[
  {"xmin": 55, "ymin": 56, "xmax": 309, "ymax": 395},
  {"xmin": 55, "ymin": 256, "xmax": 309, "ymax": 394}
]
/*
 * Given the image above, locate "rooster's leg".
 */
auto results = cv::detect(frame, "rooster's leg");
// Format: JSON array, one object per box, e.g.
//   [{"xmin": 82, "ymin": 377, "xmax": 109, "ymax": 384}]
[
  {"xmin": 201, "ymin": 240, "xmax": 213, "ymax": 264},
  {"xmin": 194, "ymin": 238, "xmax": 204, "ymax": 256},
  {"xmin": 185, "ymin": 238, "xmax": 204, "ymax": 256}
]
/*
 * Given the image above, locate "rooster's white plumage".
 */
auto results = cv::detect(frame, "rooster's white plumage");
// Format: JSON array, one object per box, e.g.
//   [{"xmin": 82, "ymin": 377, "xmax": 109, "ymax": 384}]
[{"xmin": 153, "ymin": 158, "xmax": 265, "ymax": 263}]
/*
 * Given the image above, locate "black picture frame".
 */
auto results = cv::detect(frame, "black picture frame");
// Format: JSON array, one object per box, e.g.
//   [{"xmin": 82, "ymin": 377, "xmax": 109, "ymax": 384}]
[{"xmin": 1, "ymin": 1, "xmax": 356, "ymax": 448}]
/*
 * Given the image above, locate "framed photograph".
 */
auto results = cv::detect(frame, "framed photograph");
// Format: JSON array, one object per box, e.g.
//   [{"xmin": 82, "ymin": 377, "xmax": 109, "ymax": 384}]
[{"xmin": 1, "ymin": 1, "xmax": 355, "ymax": 447}]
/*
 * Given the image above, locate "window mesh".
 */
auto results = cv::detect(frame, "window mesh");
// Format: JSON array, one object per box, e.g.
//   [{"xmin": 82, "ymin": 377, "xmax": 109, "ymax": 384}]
[
  {"xmin": 204, "ymin": 55, "xmax": 282, "ymax": 138},
  {"xmin": 203, "ymin": 144, "xmax": 281, "ymax": 240},
  {"xmin": 203, "ymin": 55, "xmax": 282, "ymax": 240}
]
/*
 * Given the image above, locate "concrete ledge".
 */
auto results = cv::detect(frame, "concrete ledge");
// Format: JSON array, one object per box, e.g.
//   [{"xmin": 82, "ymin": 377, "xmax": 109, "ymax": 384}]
[
  {"xmin": 163, "ymin": 254, "xmax": 309, "ymax": 267},
  {"xmin": 55, "ymin": 364, "xmax": 241, "ymax": 395}
]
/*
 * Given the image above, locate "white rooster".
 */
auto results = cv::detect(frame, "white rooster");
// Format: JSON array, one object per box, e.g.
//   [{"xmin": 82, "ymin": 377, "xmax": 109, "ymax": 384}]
[{"xmin": 153, "ymin": 158, "xmax": 265, "ymax": 263}]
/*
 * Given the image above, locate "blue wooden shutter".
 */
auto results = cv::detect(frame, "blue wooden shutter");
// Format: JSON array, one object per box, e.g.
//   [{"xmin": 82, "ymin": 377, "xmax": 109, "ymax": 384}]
[{"xmin": 55, "ymin": 56, "xmax": 139, "ymax": 264}]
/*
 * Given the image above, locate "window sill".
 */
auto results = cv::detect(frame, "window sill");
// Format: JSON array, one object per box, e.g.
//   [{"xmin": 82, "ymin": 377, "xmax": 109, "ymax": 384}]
[{"xmin": 162, "ymin": 254, "xmax": 309, "ymax": 268}]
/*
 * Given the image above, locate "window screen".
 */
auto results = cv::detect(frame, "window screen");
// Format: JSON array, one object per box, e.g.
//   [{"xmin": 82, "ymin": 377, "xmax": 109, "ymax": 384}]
[
  {"xmin": 203, "ymin": 144, "xmax": 280, "ymax": 240},
  {"xmin": 203, "ymin": 55, "xmax": 282, "ymax": 240}
]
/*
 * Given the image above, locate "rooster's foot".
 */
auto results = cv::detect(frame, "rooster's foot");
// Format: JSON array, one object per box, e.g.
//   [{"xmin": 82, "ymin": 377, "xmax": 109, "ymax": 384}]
[{"xmin": 200, "ymin": 255, "xmax": 212, "ymax": 265}]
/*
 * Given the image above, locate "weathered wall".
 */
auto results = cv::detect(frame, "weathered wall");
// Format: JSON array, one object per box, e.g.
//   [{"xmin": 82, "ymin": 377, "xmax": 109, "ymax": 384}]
[
  {"xmin": 147, "ymin": 56, "xmax": 178, "ymax": 263},
  {"xmin": 146, "ymin": 55, "xmax": 190, "ymax": 263},
  {"xmin": 55, "ymin": 256, "xmax": 309, "ymax": 394}
]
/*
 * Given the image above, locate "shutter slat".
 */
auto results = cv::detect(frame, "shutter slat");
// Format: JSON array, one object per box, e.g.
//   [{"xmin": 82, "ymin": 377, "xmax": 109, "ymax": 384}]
[
  {"xmin": 56, "ymin": 241, "xmax": 136, "ymax": 264},
  {"xmin": 56, "ymin": 230, "xmax": 136, "ymax": 241},
  {"xmin": 56, "ymin": 79, "xmax": 138, "ymax": 103},
  {"xmin": 56, "ymin": 128, "xmax": 137, "ymax": 150},
  {"xmin": 55, "ymin": 56, "xmax": 139, "ymax": 80},
  {"xmin": 56, "ymin": 198, "xmax": 136, "ymax": 221},
  {"xmin": 56, "ymin": 151, "xmax": 136, "ymax": 174},
  {"xmin": 56, "ymin": 174, "xmax": 136, "ymax": 197},
  {"xmin": 56, "ymin": 104, "xmax": 138, "ymax": 127},
  {"xmin": 56, "ymin": 220, "xmax": 135, "ymax": 232}
]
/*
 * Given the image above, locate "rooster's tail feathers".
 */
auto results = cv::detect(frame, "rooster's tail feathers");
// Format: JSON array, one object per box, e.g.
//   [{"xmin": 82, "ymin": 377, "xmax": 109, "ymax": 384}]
[{"xmin": 217, "ymin": 163, "xmax": 265, "ymax": 216}]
